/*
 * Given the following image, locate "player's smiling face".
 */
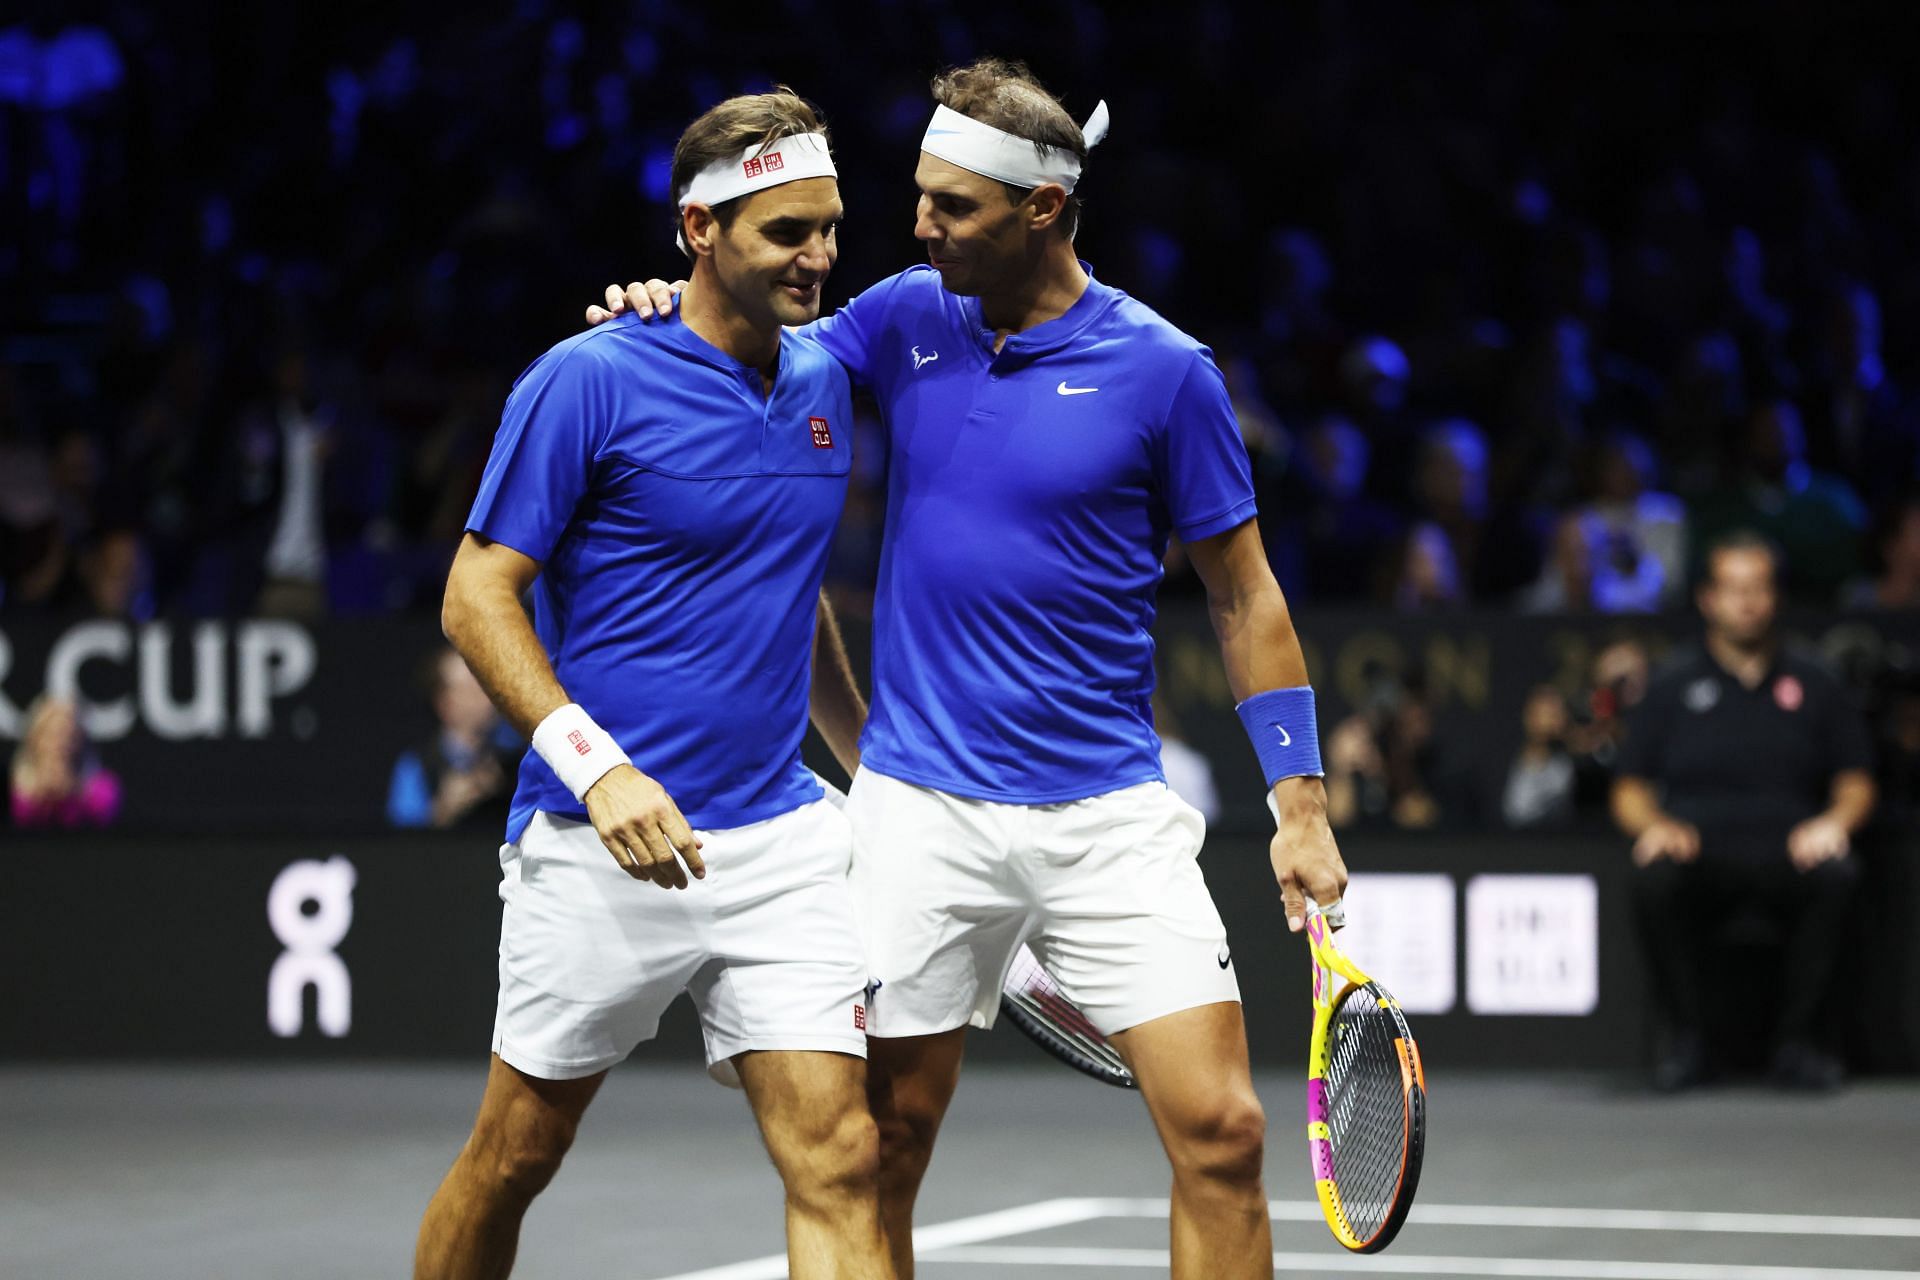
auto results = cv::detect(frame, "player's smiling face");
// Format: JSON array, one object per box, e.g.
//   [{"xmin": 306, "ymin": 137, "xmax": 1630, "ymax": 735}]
[
  {"xmin": 913, "ymin": 154, "xmax": 1035, "ymax": 297},
  {"xmin": 706, "ymin": 177, "xmax": 842, "ymax": 329}
]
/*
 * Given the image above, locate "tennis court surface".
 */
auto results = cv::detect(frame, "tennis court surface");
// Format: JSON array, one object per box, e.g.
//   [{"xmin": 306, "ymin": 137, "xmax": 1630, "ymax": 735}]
[{"xmin": 4, "ymin": 1063, "xmax": 1915, "ymax": 1278}]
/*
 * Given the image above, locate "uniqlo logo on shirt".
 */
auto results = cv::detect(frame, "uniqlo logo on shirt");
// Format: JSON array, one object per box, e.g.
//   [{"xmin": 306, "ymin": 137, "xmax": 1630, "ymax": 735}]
[
  {"xmin": 809, "ymin": 416, "xmax": 833, "ymax": 448},
  {"xmin": 853, "ymin": 1004, "xmax": 866, "ymax": 1031},
  {"xmin": 764, "ymin": 152, "xmax": 784, "ymax": 172},
  {"xmin": 742, "ymin": 157, "xmax": 764, "ymax": 178},
  {"xmin": 566, "ymin": 729, "xmax": 591, "ymax": 756}
]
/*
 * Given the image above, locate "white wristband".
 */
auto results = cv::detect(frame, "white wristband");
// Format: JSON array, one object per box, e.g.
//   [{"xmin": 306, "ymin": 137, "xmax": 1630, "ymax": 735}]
[{"xmin": 531, "ymin": 703, "xmax": 630, "ymax": 802}]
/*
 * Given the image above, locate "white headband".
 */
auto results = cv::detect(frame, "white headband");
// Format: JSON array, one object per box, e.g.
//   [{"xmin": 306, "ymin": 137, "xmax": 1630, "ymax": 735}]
[
  {"xmin": 919, "ymin": 100, "xmax": 1110, "ymax": 193},
  {"xmin": 676, "ymin": 132, "xmax": 837, "ymax": 248}
]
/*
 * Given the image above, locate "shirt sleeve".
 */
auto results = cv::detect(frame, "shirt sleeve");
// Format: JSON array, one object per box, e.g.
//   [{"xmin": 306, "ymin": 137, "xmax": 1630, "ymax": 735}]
[
  {"xmin": 1155, "ymin": 349, "xmax": 1259, "ymax": 542},
  {"xmin": 465, "ymin": 342, "xmax": 618, "ymax": 563},
  {"xmin": 799, "ymin": 272, "xmax": 908, "ymax": 390}
]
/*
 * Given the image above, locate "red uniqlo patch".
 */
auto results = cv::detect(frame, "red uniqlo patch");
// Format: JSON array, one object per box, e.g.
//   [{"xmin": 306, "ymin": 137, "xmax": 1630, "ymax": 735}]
[
  {"xmin": 1774, "ymin": 675, "xmax": 1804, "ymax": 711},
  {"xmin": 764, "ymin": 152, "xmax": 784, "ymax": 172},
  {"xmin": 809, "ymin": 416, "xmax": 833, "ymax": 448},
  {"xmin": 566, "ymin": 729, "xmax": 591, "ymax": 756},
  {"xmin": 853, "ymin": 1004, "xmax": 866, "ymax": 1030},
  {"xmin": 742, "ymin": 156, "xmax": 764, "ymax": 178}
]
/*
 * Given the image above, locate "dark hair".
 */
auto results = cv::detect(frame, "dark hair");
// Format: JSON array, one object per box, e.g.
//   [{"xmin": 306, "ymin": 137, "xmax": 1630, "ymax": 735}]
[
  {"xmin": 930, "ymin": 57, "xmax": 1085, "ymax": 238},
  {"xmin": 670, "ymin": 88, "xmax": 830, "ymax": 258},
  {"xmin": 1702, "ymin": 528, "xmax": 1781, "ymax": 587}
]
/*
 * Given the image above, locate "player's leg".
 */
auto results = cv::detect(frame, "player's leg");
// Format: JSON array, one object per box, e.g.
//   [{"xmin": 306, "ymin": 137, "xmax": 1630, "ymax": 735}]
[
  {"xmin": 843, "ymin": 769, "xmax": 1027, "ymax": 1277},
  {"xmin": 1033, "ymin": 781, "xmax": 1263, "ymax": 1279},
  {"xmin": 693, "ymin": 794, "xmax": 925, "ymax": 1276},
  {"xmin": 417, "ymin": 813, "xmax": 694, "ymax": 1277},
  {"xmin": 1112, "ymin": 1004, "xmax": 1272, "ymax": 1280},
  {"xmin": 414, "ymin": 1056, "xmax": 604, "ymax": 1280},
  {"xmin": 866, "ymin": 1028, "xmax": 969, "ymax": 1277},
  {"xmin": 735, "ymin": 1049, "xmax": 894, "ymax": 1279}
]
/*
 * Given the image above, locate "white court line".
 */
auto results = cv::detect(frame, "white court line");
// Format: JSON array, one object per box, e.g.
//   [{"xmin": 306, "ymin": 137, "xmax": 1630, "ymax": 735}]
[
  {"xmin": 650, "ymin": 1197, "xmax": 1120, "ymax": 1280},
  {"xmin": 921, "ymin": 1245, "xmax": 1920, "ymax": 1280},
  {"xmin": 1096, "ymin": 1197, "xmax": 1920, "ymax": 1239},
  {"xmin": 653, "ymin": 1195, "xmax": 1920, "ymax": 1279}
]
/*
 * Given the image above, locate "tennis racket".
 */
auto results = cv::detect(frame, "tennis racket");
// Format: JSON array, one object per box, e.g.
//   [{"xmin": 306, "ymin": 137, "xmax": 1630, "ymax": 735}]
[
  {"xmin": 1304, "ymin": 897, "xmax": 1426, "ymax": 1253},
  {"xmin": 1000, "ymin": 945, "xmax": 1136, "ymax": 1089}
]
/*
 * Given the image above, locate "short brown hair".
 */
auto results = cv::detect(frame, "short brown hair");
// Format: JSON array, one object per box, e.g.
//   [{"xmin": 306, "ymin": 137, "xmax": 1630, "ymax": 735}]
[
  {"xmin": 930, "ymin": 58, "xmax": 1086, "ymax": 238},
  {"xmin": 671, "ymin": 89, "xmax": 830, "ymax": 257}
]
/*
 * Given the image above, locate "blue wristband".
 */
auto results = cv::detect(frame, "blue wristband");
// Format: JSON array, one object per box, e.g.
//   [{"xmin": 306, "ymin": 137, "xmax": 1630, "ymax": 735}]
[{"xmin": 1235, "ymin": 686, "xmax": 1323, "ymax": 786}]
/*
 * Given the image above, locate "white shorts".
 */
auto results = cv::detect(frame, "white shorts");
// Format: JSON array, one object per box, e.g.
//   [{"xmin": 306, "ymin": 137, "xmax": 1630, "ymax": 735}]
[
  {"xmin": 847, "ymin": 770, "xmax": 1240, "ymax": 1039},
  {"xmin": 492, "ymin": 797, "xmax": 869, "ymax": 1083}
]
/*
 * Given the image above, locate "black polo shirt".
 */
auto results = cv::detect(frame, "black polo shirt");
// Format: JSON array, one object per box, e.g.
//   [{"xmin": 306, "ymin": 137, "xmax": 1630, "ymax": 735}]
[{"xmin": 1617, "ymin": 643, "xmax": 1872, "ymax": 833}]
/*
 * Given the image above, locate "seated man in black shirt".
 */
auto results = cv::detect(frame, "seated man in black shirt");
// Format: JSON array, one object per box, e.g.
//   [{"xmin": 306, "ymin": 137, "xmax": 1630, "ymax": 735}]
[{"xmin": 1611, "ymin": 532, "xmax": 1875, "ymax": 1091}]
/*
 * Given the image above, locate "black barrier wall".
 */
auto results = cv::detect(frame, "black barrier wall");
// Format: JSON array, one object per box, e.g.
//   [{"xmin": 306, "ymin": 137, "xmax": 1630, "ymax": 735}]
[{"xmin": 7, "ymin": 830, "xmax": 1913, "ymax": 1073}]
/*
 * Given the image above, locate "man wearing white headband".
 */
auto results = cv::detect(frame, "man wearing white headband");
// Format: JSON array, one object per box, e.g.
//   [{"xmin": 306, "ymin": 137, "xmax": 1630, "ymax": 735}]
[
  {"xmin": 592, "ymin": 57, "xmax": 1348, "ymax": 1280},
  {"xmin": 418, "ymin": 91, "xmax": 891, "ymax": 1280}
]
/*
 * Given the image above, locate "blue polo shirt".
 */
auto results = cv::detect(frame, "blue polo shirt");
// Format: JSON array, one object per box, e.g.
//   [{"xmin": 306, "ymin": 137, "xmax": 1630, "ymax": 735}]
[
  {"xmin": 468, "ymin": 311, "xmax": 852, "ymax": 841},
  {"xmin": 805, "ymin": 265, "xmax": 1256, "ymax": 803}
]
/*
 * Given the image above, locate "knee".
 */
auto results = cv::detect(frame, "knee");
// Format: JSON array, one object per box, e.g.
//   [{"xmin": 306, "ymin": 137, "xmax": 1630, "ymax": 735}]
[
  {"xmin": 1168, "ymin": 1092, "xmax": 1267, "ymax": 1189},
  {"xmin": 782, "ymin": 1107, "xmax": 882, "ymax": 1207},
  {"xmin": 475, "ymin": 1111, "xmax": 578, "ymax": 1205},
  {"xmin": 872, "ymin": 1098, "xmax": 940, "ymax": 1188}
]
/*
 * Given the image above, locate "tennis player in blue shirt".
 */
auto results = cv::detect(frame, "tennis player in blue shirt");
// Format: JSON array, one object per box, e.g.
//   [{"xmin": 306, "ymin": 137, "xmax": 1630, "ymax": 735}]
[
  {"xmin": 416, "ymin": 92, "xmax": 892, "ymax": 1280},
  {"xmin": 593, "ymin": 59, "xmax": 1348, "ymax": 1280}
]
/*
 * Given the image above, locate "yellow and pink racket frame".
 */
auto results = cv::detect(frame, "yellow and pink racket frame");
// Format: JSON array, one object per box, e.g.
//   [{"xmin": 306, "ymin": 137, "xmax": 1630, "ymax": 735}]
[{"xmin": 1304, "ymin": 898, "xmax": 1427, "ymax": 1252}]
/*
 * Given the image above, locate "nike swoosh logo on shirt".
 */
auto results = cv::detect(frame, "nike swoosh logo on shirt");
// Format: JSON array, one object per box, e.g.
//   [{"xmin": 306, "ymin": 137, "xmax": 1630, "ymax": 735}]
[{"xmin": 1057, "ymin": 382, "xmax": 1099, "ymax": 395}]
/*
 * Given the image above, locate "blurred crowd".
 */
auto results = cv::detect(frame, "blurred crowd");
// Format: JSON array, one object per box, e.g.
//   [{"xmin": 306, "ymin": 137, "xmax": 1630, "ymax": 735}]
[{"xmin": 4, "ymin": 4, "xmax": 1919, "ymax": 624}]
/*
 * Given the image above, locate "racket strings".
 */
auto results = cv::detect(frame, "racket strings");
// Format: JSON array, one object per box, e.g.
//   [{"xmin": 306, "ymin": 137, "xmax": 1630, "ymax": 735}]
[
  {"xmin": 1323, "ymin": 987, "xmax": 1410, "ymax": 1239},
  {"xmin": 1004, "ymin": 946, "xmax": 1132, "ymax": 1082}
]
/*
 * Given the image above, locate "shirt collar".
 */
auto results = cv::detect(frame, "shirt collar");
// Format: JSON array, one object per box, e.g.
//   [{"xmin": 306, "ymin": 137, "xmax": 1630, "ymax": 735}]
[
  {"xmin": 646, "ymin": 309, "xmax": 790, "ymax": 377},
  {"xmin": 962, "ymin": 261, "xmax": 1118, "ymax": 360}
]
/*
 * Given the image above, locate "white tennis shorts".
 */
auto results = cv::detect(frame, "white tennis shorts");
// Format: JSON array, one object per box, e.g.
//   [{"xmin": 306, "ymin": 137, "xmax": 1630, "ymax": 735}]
[
  {"xmin": 847, "ymin": 769, "xmax": 1240, "ymax": 1039},
  {"xmin": 492, "ymin": 797, "xmax": 869, "ymax": 1083}
]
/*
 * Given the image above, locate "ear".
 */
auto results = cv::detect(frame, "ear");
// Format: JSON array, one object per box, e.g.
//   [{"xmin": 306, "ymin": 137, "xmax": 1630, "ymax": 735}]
[
  {"xmin": 1023, "ymin": 183, "xmax": 1069, "ymax": 233},
  {"xmin": 682, "ymin": 204, "xmax": 719, "ymax": 257}
]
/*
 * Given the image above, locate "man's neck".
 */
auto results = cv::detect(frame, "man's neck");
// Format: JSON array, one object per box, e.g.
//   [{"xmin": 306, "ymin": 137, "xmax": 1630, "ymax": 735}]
[
  {"xmin": 978, "ymin": 241, "xmax": 1089, "ymax": 343},
  {"xmin": 679, "ymin": 273, "xmax": 781, "ymax": 375},
  {"xmin": 1706, "ymin": 632, "xmax": 1775, "ymax": 688}
]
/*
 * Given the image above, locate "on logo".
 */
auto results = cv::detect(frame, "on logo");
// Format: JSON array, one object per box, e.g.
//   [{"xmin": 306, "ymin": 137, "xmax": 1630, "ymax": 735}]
[{"xmin": 267, "ymin": 856, "xmax": 357, "ymax": 1038}]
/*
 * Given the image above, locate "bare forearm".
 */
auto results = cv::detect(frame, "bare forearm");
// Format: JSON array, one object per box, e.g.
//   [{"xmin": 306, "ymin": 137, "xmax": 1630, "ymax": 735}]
[
  {"xmin": 809, "ymin": 592, "xmax": 866, "ymax": 775},
  {"xmin": 1824, "ymin": 771, "xmax": 1876, "ymax": 834},
  {"xmin": 1208, "ymin": 581, "xmax": 1310, "ymax": 702},
  {"xmin": 1610, "ymin": 777, "xmax": 1667, "ymax": 837},
  {"xmin": 443, "ymin": 564, "xmax": 567, "ymax": 738}
]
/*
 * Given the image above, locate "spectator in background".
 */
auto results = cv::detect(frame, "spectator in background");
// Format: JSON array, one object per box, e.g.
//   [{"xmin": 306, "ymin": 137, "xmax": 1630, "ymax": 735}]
[
  {"xmin": 1807, "ymin": 282, "xmax": 1917, "ymax": 505},
  {"xmin": 1568, "ymin": 637, "xmax": 1654, "ymax": 814},
  {"xmin": 1389, "ymin": 522, "xmax": 1464, "ymax": 611},
  {"xmin": 1324, "ymin": 669, "xmax": 1443, "ymax": 830},
  {"xmin": 1690, "ymin": 400, "xmax": 1866, "ymax": 602},
  {"xmin": 1151, "ymin": 691, "xmax": 1219, "ymax": 826},
  {"xmin": 245, "ymin": 347, "xmax": 337, "ymax": 620},
  {"xmin": 9, "ymin": 695, "xmax": 121, "ymax": 829},
  {"xmin": 1843, "ymin": 497, "xmax": 1920, "ymax": 609},
  {"xmin": 1582, "ymin": 433, "xmax": 1687, "ymax": 608},
  {"xmin": 386, "ymin": 647, "xmax": 520, "ymax": 831},
  {"xmin": 1611, "ymin": 532, "xmax": 1875, "ymax": 1091},
  {"xmin": 1503, "ymin": 685, "xmax": 1578, "ymax": 828}
]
